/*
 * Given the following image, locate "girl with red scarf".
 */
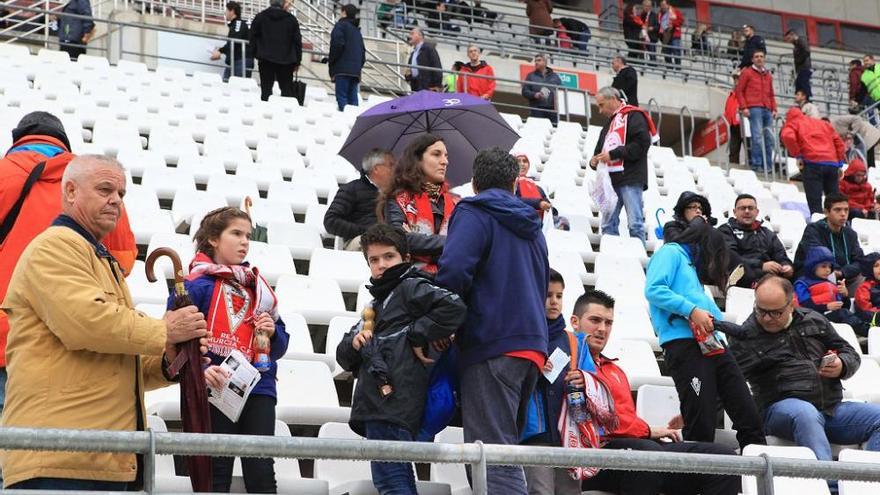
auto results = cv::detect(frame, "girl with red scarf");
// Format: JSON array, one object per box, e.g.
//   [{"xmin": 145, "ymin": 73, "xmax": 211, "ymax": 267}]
[
  {"xmin": 379, "ymin": 134, "xmax": 459, "ymax": 274},
  {"xmin": 177, "ymin": 206, "xmax": 289, "ymax": 493}
]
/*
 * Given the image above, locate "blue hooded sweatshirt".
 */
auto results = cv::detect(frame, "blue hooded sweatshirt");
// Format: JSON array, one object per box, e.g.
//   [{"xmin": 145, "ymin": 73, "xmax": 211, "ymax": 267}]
[
  {"xmin": 644, "ymin": 243, "xmax": 724, "ymax": 346},
  {"xmin": 436, "ymin": 188, "xmax": 549, "ymax": 369},
  {"xmin": 794, "ymin": 246, "xmax": 842, "ymax": 312}
]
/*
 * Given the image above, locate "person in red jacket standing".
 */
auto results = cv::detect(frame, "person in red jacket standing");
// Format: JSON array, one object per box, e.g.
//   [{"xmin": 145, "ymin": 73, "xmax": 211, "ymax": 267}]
[
  {"xmin": 572, "ymin": 289, "xmax": 741, "ymax": 495},
  {"xmin": 456, "ymin": 44, "xmax": 496, "ymax": 100},
  {"xmin": 0, "ymin": 111, "xmax": 137, "ymax": 415},
  {"xmin": 735, "ymin": 49, "xmax": 777, "ymax": 174},
  {"xmin": 724, "ymin": 73, "xmax": 743, "ymax": 164},
  {"xmin": 780, "ymin": 107, "xmax": 846, "ymax": 214},
  {"xmin": 659, "ymin": 0, "xmax": 683, "ymax": 67},
  {"xmin": 839, "ymin": 158, "xmax": 878, "ymax": 219}
]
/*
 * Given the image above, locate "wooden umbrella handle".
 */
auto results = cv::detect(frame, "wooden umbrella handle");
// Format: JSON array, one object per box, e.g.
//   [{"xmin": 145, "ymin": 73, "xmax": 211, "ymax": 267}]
[
  {"xmin": 145, "ymin": 247, "xmax": 186, "ymax": 295},
  {"xmin": 243, "ymin": 196, "xmax": 253, "ymax": 218}
]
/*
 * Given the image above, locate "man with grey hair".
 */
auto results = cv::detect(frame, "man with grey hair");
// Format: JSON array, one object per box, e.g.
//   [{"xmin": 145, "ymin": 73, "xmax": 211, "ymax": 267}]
[
  {"xmin": 324, "ymin": 148, "xmax": 394, "ymax": 250},
  {"xmin": 405, "ymin": 27, "xmax": 443, "ymax": 92},
  {"xmin": 611, "ymin": 54, "xmax": 638, "ymax": 107},
  {"xmin": 522, "ymin": 54, "xmax": 562, "ymax": 124},
  {"xmin": 250, "ymin": 0, "xmax": 302, "ymax": 101},
  {"xmin": 590, "ymin": 86, "xmax": 654, "ymax": 244},
  {"xmin": 1, "ymin": 154, "xmax": 208, "ymax": 490},
  {"xmin": 438, "ymin": 148, "xmax": 549, "ymax": 495}
]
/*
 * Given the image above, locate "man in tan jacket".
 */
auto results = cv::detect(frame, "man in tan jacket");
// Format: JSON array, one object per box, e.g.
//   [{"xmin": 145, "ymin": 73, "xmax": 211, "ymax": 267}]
[{"xmin": 1, "ymin": 155, "xmax": 208, "ymax": 491}]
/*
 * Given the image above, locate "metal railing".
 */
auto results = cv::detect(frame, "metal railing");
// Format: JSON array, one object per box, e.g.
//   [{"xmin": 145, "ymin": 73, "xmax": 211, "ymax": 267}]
[
  {"xmin": 679, "ymin": 105, "xmax": 693, "ymax": 157},
  {"xmin": 3, "ymin": 427, "xmax": 880, "ymax": 495}
]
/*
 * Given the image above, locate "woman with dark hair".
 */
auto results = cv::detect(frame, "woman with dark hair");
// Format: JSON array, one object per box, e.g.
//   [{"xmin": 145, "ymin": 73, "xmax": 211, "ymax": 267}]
[
  {"xmin": 379, "ymin": 133, "xmax": 458, "ymax": 273},
  {"xmin": 622, "ymin": 3, "xmax": 646, "ymax": 62},
  {"xmin": 645, "ymin": 221, "xmax": 766, "ymax": 450}
]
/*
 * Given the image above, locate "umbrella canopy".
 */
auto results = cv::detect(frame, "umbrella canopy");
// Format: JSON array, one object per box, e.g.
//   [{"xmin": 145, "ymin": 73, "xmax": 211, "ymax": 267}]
[{"xmin": 339, "ymin": 91, "xmax": 520, "ymax": 187}]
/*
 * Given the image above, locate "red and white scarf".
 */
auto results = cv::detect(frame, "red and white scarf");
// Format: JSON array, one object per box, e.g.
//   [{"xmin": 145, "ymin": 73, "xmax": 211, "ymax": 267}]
[
  {"xmin": 395, "ymin": 185, "xmax": 458, "ymax": 274},
  {"xmin": 188, "ymin": 252, "xmax": 278, "ymax": 359},
  {"xmin": 601, "ymin": 105, "xmax": 660, "ymax": 173},
  {"xmin": 557, "ymin": 369, "xmax": 618, "ymax": 481}
]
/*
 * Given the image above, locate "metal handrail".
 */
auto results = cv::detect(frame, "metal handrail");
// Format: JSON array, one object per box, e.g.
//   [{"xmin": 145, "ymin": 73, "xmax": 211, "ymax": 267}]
[
  {"xmin": 679, "ymin": 105, "xmax": 694, "ymax": 156},
  {"xmin": 2, "ymin": 427, "xmax": 880, "ymax": 495},
  {"xmin": 647, "ymin": 97, "xmax": 661, "ymax": 130}
]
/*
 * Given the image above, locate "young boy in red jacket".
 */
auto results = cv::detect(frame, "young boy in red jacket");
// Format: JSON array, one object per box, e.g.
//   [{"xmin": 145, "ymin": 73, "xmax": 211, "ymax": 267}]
[{"xmin": 839, "ymin": 158, "xmax": 878, "ymax": 219}]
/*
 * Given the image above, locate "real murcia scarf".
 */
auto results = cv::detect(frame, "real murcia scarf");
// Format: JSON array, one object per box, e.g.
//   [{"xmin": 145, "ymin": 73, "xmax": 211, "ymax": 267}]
[{"xmin": 600, "ymin": 104, "xmax": 660, "ymax": 173}]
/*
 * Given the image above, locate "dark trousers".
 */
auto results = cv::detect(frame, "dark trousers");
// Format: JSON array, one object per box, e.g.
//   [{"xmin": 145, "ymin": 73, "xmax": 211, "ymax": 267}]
[
  {"xmin": 663, "ymin": 339, "xmax": 766, "ymax": 449},
  {"xmin": 529, "ymin": 106, "xmax": 558, "ymax": 125},
  {"xmin": 9, "ymin": 478, "xmax": 129, "ymax": 491},
  {"xmin": 826, "ymin": 308, "xmax": 870, "ymax": 337},
  {"xmin": 59, "ymin": 42, "xmax": 86, "ymax": 60},
  {"xmin": 365, "ymin": 421, "xmax": 418, "ymax": 494},
  {"xmin": 581, "ymin": 438, "xmax": 741, "ymax": 495},
  {"xmin": 802, "ymin": 163, "xmax": 841, "ymax": 214},
  {"xmin": 795, "ymin": 69, "xmax": 813, "ymax": 98},
  {"xmin": 462, "ymin": 355, "xmax": 539, "ymax": 495},
  {"xmin": 624, "ymin": 39, "xmax": 643, "ymax": 62},
  {"xmin": 257, "ymin": 60, "xmax": 295, "ymax": 102},
  {"xmin": 728, "ymin": 124, "xmax": 743, "ymax": 164},
  {"xmin": 210, "ymin": 394, "xmax": 277, "ymax": 493}
]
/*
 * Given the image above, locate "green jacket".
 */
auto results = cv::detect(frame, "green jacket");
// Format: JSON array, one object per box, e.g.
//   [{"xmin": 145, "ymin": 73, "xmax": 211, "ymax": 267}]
[{"xmin": 861, "ymin": 63, "xmax": 880, "ymax": 102}]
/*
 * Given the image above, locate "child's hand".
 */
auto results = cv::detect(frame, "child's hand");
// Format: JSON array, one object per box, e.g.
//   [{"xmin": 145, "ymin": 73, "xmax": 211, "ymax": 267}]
[
  {"xmin": 838, "ymin": 280, "xmax": 848, "ymax": 297},
  {"xmin": 205, "ymin": 365, "xmax": 230, "ymax": 390},
  {"xmin": 255, "ymin": 312, "xmax": 275, "ymax": 337},
  {"xmin": 827, "ymin": 301, "xmax": 844, "ymax": 311},
  {"xmin": 412, "ymin": 345, "xmax": 434, "ymax": 365},
  {"xmin": 543, "ymin": 360, "xmax": 554, "ymax": 373},
  {"xmin": 353, "ymin": 330, "xmax": 373, "ymax": 350}
]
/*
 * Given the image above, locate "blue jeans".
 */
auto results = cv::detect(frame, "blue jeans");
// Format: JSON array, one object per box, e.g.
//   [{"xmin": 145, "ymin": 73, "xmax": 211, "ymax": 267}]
[
  {"xmin": 601, "ymin": 183, "xmax": 646, "ymax": 244},
  {"xmin": 364, "ymin": 421, "xmax": 417, "ymax": 495},
  {"xmin": 9, "ymin": 478, "xmax": 129, "ymax": 490},
  {"xmin": 663, "ymin": 37, "xmax": 681, "ymax": 66},
  {"xmin": 764, "ymin": 398, "xmax": 880, "ymax": 461},
  {"xmin": 747, "ymin": 106, "xmax": 774, "ymax": 173},
  {"xmin": 334, "ymin": 75, "xmax": 360, "ymax": 112},
  {"xmin": 222, "ymin": 58, "xmax": 253, "ymax": 82}
]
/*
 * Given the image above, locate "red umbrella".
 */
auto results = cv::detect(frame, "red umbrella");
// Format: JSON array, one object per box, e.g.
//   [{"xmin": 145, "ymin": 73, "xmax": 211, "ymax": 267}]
[{"xmin": 145, "ymin": 248, "xmax": 213, "ymax": 492}]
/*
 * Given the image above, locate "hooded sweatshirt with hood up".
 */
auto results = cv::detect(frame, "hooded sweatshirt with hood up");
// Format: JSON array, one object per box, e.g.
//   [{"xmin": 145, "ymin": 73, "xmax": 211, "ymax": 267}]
[
  {"xmin": 855, "ymin": 252, "xmax": 880, "ymax": 323},
  {"xmin": 794, "ymin": 246, "xmax": 843, "ymax": 312},
  {"xmin": 661, "ymin": 191, "xmax": 716, "ymax": 243},
  {"xmin": 250, "ymin": 5, "xmax": 302, "ymax": 66},
  {"xmin": 436, "ymin": 188, "xmax": 549, "ymax": 369},
  {"xmin": 840, "ymin": 158, "xmax": 875, "ymax": 212}
]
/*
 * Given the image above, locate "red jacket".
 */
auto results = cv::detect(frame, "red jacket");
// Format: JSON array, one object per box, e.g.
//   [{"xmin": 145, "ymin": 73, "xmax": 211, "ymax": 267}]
[
  {"xmin": 594, "ymin": 354, "xmax": 650, "ymax": 439},
  {"xmin": 660, "ymin": 6, "xmax": 683, "ymax": 40},
  {"xmin": 724, "ymin": 91, "xmax": 740, "ymax": 127},
  {"xmin": 850, "ymin": 66, "xmax": 865, "ymax": 101},
  {"xmin": 456, "ymin": 61, "xmax": 496, "ymax": 99},
  {"xmin": 840, "ymin": 158, "xmax": 875, "ymax": 211},
  {"xmin": 0, "ymin": 136, "xmax": 137, "ymax": 367},
  {"xmin": 780, "ymin": 107, "xmax": 845, "ymax": 166},
  {"xmin": 856, "ymin": 279, "xmax": 880, "ymax": 321},
  {"xmin": 735, "ymin": 65, "xmax": 777, "ymax": 112}
]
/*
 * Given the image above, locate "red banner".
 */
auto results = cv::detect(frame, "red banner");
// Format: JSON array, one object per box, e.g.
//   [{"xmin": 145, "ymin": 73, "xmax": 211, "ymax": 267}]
[{"xmin": 692, "ymin": 117, "xmax": 730, "ymax": 157}]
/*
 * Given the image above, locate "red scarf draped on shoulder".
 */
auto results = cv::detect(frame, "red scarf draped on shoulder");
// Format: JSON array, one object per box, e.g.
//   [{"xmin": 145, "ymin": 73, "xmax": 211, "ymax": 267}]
[
  {"xmin": 395, "ymin": 183, "xmax": 458, "ymax": 273},
  {"xmin": 516, "ymin": 176, "xmax": 545, "ymax": 219},
  {"xmin": 187, "ymin": 253, "xmax": 279, "ymax": 361},
  {"xmin": 601, "ymin": 104, "xmax": 659, "ymax": 172}
]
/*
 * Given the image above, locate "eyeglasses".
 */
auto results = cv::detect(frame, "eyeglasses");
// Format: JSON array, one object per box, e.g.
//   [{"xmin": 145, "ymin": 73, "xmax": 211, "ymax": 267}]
[
  {"xmin": 686, "ymin": 205, "xmax": 703, "ymax": 211},
  {"xmin": 754, "ymin": 301, "xmax": 791, "ymax": 319},
  {"xmin": 736, "ymin": 205, "xmax": 757, "ymax": 211}
]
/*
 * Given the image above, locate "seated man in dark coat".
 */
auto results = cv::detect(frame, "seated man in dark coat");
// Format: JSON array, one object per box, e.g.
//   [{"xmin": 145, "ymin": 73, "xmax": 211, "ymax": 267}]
[
  {"xmin": 324, "ymin": 149, "xmax": 394, "ymax": 250},
  {"xmin": 718, "ymin": 194, "xmax": 793, "ymax": 287}
]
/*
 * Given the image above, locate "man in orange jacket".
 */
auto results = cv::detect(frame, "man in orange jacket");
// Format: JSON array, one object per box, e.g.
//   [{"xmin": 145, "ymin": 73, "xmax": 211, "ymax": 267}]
[
  {"xmin": 456, "ymin": 44, "xmax": 496, "ymax": 100},
  {"xmin": 0, "ymin": 112, "xmax": 137, "ymax": 412}
]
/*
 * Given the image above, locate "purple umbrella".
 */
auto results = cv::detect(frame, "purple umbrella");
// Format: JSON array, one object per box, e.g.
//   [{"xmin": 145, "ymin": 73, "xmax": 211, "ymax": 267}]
[{"xmin": 338, "ymin": 91, "xmax": 520, "ymax": 187}]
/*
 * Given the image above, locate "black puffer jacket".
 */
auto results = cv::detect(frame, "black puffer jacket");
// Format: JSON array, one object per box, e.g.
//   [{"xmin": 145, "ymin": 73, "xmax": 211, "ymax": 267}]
[
  {"xmin": 250, "ymin": 5, "xmax": 302, "ymax": 65},
  {"xmin": 323, "ymin": 174, "xmax": 378, "ymax": 242},
  {"xmin": 336, "ymin": 266, "xmax": 466, "ymax": 436},
  {"xmin": 718, "ymin": 218, "xmax": 792, "ymax": 286},
  {"xmin": 731, "ymin": 308, "xmax": 860, "ymax": 415},
  {"xmin": 661, "ymin": 191, "xmax": 715, "ymax": 243}
]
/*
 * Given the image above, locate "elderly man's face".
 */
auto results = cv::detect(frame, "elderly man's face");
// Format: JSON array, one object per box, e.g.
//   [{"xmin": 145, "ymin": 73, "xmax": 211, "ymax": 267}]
[
  {"xmin": 596, "ymin": 94, "xmax": 621, "ymax": 117},
  {"xmin": 611, "ymin": 57, "xmax": 623, "ymax": 73},
  {"xmin": 754, "ymin": 282, "xmax": 794, "ymax": 333},
  {"xmin": 409, "ymin": 29, "xmax": 422, "ymax": 46},
  {"xmin": 64, "ymin": 162, "xmax": 125, "ymax": 241}
]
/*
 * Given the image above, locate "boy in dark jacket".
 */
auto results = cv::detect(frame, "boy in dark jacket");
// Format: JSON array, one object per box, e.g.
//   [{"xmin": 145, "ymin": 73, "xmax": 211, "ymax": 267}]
[
  {"xmin": 337, "ymin": 224, "xmax": 466, "ymax": 494},
  {"xmin": 793, "ymin": 192, "xmax": 864, "ymax": 283},
  {"xmin": 437, "ymin": 148, "xmax": 548, "ymax": 494},
  {"xmin": 794, "ymin": 246, "xmax": 867, "ymax": 335},
  {"xmin": 855, "ymin": 252, "xmax": 880, "ymax": 328}
]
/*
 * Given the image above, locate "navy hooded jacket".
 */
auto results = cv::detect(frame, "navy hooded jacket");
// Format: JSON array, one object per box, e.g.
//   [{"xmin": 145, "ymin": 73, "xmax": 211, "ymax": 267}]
[
  {"xmin": 328, "ymin": 17, "xmax": 366, "ymax": 80},
  {"xmin": 436, "ymin": 188, "xmax": 549, "ymax": 369}
]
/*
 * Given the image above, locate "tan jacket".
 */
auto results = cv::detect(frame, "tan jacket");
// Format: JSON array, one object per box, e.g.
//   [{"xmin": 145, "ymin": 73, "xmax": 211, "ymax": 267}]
[{"xmin": 0, "ymin": 224, "xmax": 170, "ymax": 487}]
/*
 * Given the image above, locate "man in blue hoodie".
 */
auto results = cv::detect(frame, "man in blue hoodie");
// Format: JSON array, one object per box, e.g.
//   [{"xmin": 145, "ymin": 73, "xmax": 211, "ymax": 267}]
[{"xmin": 437, "ymin": 148, "xmax": 549, "ymax": 495}]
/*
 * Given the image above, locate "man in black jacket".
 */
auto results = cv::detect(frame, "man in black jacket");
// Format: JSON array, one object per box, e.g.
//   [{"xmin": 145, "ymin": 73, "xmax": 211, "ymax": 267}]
[
  {"xmin": 211, "ymin": 1, "xmax": 253, "ymax": 81},
  {"xmin": 730, "ymin": 275, "xmax": 880, "ymax": 468},
  {"xmin": 611, "ymin": 55, "xmax": 638, "ymax": 107},
  {"xmin": 738, "ymin": 24, "xmax": 765, "ymax": 70},
  {"xmin": 405, "ymin": 27, "xmax": 443, "ymax": 92},
  {"xmin": 793, "ymin": 192, "xmax": 864, "ymax": 288},
  {"xmin": 337, "ymin": 224, "xmax": 465, "ymax": 494},
  {"xmin": 250, "ymin": 0, "xmax": 302, "ymax": 101},
  {"xmin": 640, "ymin": 0, "xmax": 659, "ymax": 65},
  {"xmin": 719, "ymin": 194, "xmax": 793, "ymax": 287},
  {"xmin": 784, "ymin": 29, "xmax": 812, "ymax": 98},
  {"xmin": 324, "ymin": 149, "xmax": 393, "ymax": 250},
  {"xmin": 589, "ymin": 86, "xmax": 652, "ymax": 244},
  {"xmin": 329, "ymin": 4, "xmax": 366, "ymax": 111}
]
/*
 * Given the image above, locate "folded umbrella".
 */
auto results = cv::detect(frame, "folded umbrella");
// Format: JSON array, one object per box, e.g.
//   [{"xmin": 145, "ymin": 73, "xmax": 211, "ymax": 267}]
[
  {"xmin": 145, "ymin": 248, "xmax": 212, "ymax": 493},
  {"xmin": 339, "ymin": 91, "xmax": 520, "ymax": 187}
]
